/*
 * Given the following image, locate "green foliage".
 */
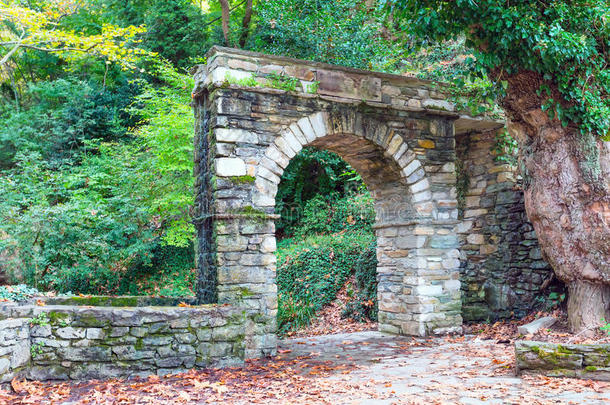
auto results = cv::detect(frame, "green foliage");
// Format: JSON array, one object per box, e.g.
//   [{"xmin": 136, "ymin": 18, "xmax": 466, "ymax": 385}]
[
  {"xmin": 250, "ymin": 0, "xmax": 399, "ymax": 70},
  {"xmin": 275, "ymin": 147, "xmax": 370, "ymax": 237},
  {"xmin": 535, "ymin": 290, "xmax": 566, "ymax": 312},
  {"xmin": 225, "ymin": 73, "xmax": 260, "ymax": 88},
  {"xmin": 342, "ymin": 243, "xmax": 378, "ymax": 322},
  {"xmin": 127, "ymin": 63, "xmax": 195, "ymax": 247},
  {"xmin": 601, "ymin": 319, "xmax": 610, "ymax": 336},
  {"xmin": 121, "ymin": 244, "xmax": 196, "ymax": 297},
  {"xmin": 0, "ymin": 78, "xmax": 138, "ymax": 168},
  {"xmin": 0, "ymin": 284, "xmax": 39, "ymax": 302},
  {"xmin": 492, "ymin": 129, "xmax": 519, "ymax": 166},
  {"xmin": 385, "ymin": 0, "xmax": 610, "ymax": 140},
  {"xmin": 267, "ymin": 73, "xmax": 300, "ymax": 92},
  {"xmin": 140, "ymin": 0, "xmax": 210, "ymax": 69},
  {"xmin": 0, "ymin": 62, "xmax": 194, "ymax": 294},
  {"xmin": 29, "ymin": 312, "xmax": 49, "ymax": 326},
  {"xmin": 293, "ymin": 194, "xmax": 375, "ymax": 239},
  {"xmin": 0, "ymin": 149, "xmax": 157, "ymax": 293},
  {"xmin": 306, "ymin": 81, "xmax": 320, "ymax": 94},
  {"xmin": 30, "ymin": 342, "xmax": 44, "ymax": 359},
  {"xmin": 276, "ymin": 232, "xmax": 376, "ymax": 335}
]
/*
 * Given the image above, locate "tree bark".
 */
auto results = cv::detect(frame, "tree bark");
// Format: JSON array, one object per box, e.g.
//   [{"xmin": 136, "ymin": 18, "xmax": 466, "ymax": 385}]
[
  {"xmin": 501, "ymin": 70, "xmax": 610, "ymax": 333},
  {"xmin": 567, "ymin": 281, "xmax": 610, "ymax": 333},
  {"xmin": 219, "ymin": 0, "xmax": 231, "ymax": 46}
]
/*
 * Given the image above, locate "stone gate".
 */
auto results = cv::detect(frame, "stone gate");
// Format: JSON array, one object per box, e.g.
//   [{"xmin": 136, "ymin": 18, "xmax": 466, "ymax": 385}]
[{"xmin": 191, "ymin": 47, "xmax": 553, "ymax": 359}]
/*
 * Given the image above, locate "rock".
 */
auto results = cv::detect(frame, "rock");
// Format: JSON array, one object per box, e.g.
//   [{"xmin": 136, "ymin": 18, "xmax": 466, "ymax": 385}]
[
  {"xmin": 55, "ymin": 327, "xmax": 86, "ymax": 339},
  {"xmin": 0, "ymin": 358, "xmax": 10, "ymax": 375},
  {"xmin": 216, "ymin": 158, "xmax": 246, "ymax": 177},
  {"xmin": 518, "ymin": 317, "xmax": 557, "ymax": 335}
]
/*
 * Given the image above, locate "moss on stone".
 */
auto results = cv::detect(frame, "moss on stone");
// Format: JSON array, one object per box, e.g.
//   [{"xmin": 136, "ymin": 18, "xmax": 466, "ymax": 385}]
[
  {"xmin": 234, "ymin": 206, "xmax": 269, "ymax": 221},
  {"xmin": 76, "ymin": 314, "xmax": 106, "ymax": 327},
  {"xmin": 585, "ymin": 365, "xmax": 598, "ymax": 372},
  {"xmin": 47, "ymin": 311, "xmax": 70, "ymax": 324},
  {"xmin": 229, "ymin": 175, "xmax": 255, "ymax": 184},
  {"xmin": 238, "ymin": 287, "xmax": 255, "ymax": 298},
  {"xmin": 52, "ymin": 296, "xmax": 138, "ymax": 307}
]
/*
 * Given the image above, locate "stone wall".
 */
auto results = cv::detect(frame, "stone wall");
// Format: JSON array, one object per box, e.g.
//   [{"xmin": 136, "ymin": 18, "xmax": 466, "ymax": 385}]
[
  {"xmin": 0, "ymin": 318, "xmax": 30, "ymax": 382},
  {"xmin": 516, "ymin": 340, "xmax": 610, "ymax": 381},
  {"xmin": 0, "ymin": 299, "xmax": 249, "ymax": 381},
  {"xmin": 456, "ymin": 130, "xmax": 554, "ymax": 321}
]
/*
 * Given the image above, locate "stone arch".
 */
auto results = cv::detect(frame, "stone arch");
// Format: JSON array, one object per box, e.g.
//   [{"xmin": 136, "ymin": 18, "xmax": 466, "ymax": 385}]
[
  {"xmin": 254, "ymin": 110, "xmax": 435, "ymax": 221},
  {"xmin": 249, "ymin": 109, "xmax": 462, "ymax": 338},
  {"xmin": 192, "ymin": 46, "xmax": 552, "ymax": 363}
]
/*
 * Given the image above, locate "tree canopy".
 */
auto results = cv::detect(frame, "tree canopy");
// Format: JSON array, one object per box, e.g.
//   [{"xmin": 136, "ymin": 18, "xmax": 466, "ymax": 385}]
[{"xmin": 385, "ymin": 0, "xmax": 610, "ymax": 139}]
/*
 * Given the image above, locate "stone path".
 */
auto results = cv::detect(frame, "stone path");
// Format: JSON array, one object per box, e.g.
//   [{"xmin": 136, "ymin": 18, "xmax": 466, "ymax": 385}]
[
  {"xmin": 277, "ymin": 331, "xmax": 610, "ymax": 404},
  {"xmin": 3, "ymin": 331, "xmax": 609, "ymax": 404}
]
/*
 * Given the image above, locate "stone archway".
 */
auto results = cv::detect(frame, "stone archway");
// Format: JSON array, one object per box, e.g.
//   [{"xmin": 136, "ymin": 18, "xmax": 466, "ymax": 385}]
[
  {"xmin": 190, "ymin": 47, "xmax": 530, "ymax": 359},
  {"xmin": 256, "ymin": 109, "xmax": 462, "ymax": 339}
]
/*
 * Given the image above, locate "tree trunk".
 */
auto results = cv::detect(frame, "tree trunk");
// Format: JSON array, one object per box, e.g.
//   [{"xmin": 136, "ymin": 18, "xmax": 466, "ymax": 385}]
[
  {"xmin": 219, "ymin": 0, "xmax": 231, "ymax": 46},
  {"xmin": 567, "ymin": 281, "xmax": 610, "ymax": 333},
  {"xmin": 501, "ymin": 70, "xmax": 610, "ymax": 333}
]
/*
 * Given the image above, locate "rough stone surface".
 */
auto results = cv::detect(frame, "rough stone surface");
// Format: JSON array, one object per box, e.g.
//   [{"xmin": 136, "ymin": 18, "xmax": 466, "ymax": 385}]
[
  {"xmin": 0, "ymin": 300, "xmax": 250, "ymax": 381},
  {"xmin": 0, "ymin": 318, "xmax": 30, "ymax": 382},
  {"xmin": 456, "ymin": 131, "xmax": 554, "ymax": 321},
  {"xmin": 517, "ymin": 317, "xmax": 557, "ymax": 335},
  {"xmin": 516, "ymin": 340, "xmax": 610, "ymax": 381}
]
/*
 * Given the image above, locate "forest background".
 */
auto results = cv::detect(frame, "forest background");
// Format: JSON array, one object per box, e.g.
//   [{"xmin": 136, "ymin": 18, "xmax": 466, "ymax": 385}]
[{"xmin": 0, "ymin": 0, "xmax": 503, "ymax": 334}]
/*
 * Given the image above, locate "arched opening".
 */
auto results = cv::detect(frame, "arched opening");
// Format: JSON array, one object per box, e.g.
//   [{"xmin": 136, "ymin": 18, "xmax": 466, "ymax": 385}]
[
  {"xmin": 252, "ymin": 110, "xmax": 458, "ymax": 337},
  {"xmin": 205, "ymin": 105, "xmax": 463, "ymax": 358},
  {"xmin": 274, "ymin": 146, "xmax": 378, "ymax": 336}
]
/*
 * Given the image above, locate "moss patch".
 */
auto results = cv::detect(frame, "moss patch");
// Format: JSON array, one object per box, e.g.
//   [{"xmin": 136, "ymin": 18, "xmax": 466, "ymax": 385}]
[{"xmin": 229, "ymin": 175, "xmax": 255, "ymax": 184}]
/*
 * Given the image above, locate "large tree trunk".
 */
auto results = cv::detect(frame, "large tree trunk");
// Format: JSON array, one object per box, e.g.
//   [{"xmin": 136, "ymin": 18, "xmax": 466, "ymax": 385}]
[{"xmin": 501, "ymin": 71, "xmax": 610, "ymax": 333}]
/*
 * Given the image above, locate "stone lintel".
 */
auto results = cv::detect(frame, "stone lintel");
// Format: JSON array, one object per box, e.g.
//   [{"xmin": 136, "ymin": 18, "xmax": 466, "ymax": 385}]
[{"xmin": 194, "ymin": 46, "xmax": 503, "ymax": 132}]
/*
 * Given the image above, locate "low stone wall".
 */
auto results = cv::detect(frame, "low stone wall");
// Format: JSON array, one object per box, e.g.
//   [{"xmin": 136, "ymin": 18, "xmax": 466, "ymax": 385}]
[
  {"xmin": 515, "ymin": 340, "xmax": 610, "ymax": 381},
  {"xmin": 0, "ymin": 318, "xmax": 30, "ymax": 382},
  {"xmin": 0, "ymin": 298, "xmax": 251, "ymax": 381}
]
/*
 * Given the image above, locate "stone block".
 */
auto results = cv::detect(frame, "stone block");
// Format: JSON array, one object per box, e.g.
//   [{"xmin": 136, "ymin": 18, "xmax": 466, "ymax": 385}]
[
  {"xmin": 297, "ymin": 117, "xmax": 316, "ymax": 143},
  {"xmin": 55, "ymin": 327, "xmax": 86, "ymax": 340},
  {"xmin": 517, "ymin": 317, "xmax": 557, "ymax": 335},
  {"xmin": 215, "ymin": 128, "xmax": 258, "ymax": 144},
  {"xmin": 216, "ymin": 158, "xmax": 247, "ymax": 177}
]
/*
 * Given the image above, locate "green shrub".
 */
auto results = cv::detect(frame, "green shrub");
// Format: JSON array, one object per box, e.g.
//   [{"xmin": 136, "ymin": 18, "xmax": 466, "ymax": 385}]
[
  {"xmin": 0, "ymin": 285, "xmax": 40, "ymax": 302},
  {"xmin": 292, "ymin": 193, "xmax": 375, "ymax": 239},
  {"xmin": 276, "ymin": 232, "xmax": 376, "ymax": 335},
  {"xmin": 342, "ymin": 243, "xmax": 378, "ymax": 322},
  {"xmin": 122, "ymin": 244, "xmax": 196, "ymax": 296},
  {"xmin": 275, "ymin": 147, "xmax": 368, "ymax": 237}
]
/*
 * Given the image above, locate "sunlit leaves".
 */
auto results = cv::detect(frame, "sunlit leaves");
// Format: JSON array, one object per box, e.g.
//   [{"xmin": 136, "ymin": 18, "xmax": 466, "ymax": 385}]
[{"xmin": 0, "ymin": 0, "xmax": 150, "ymax": 68}]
